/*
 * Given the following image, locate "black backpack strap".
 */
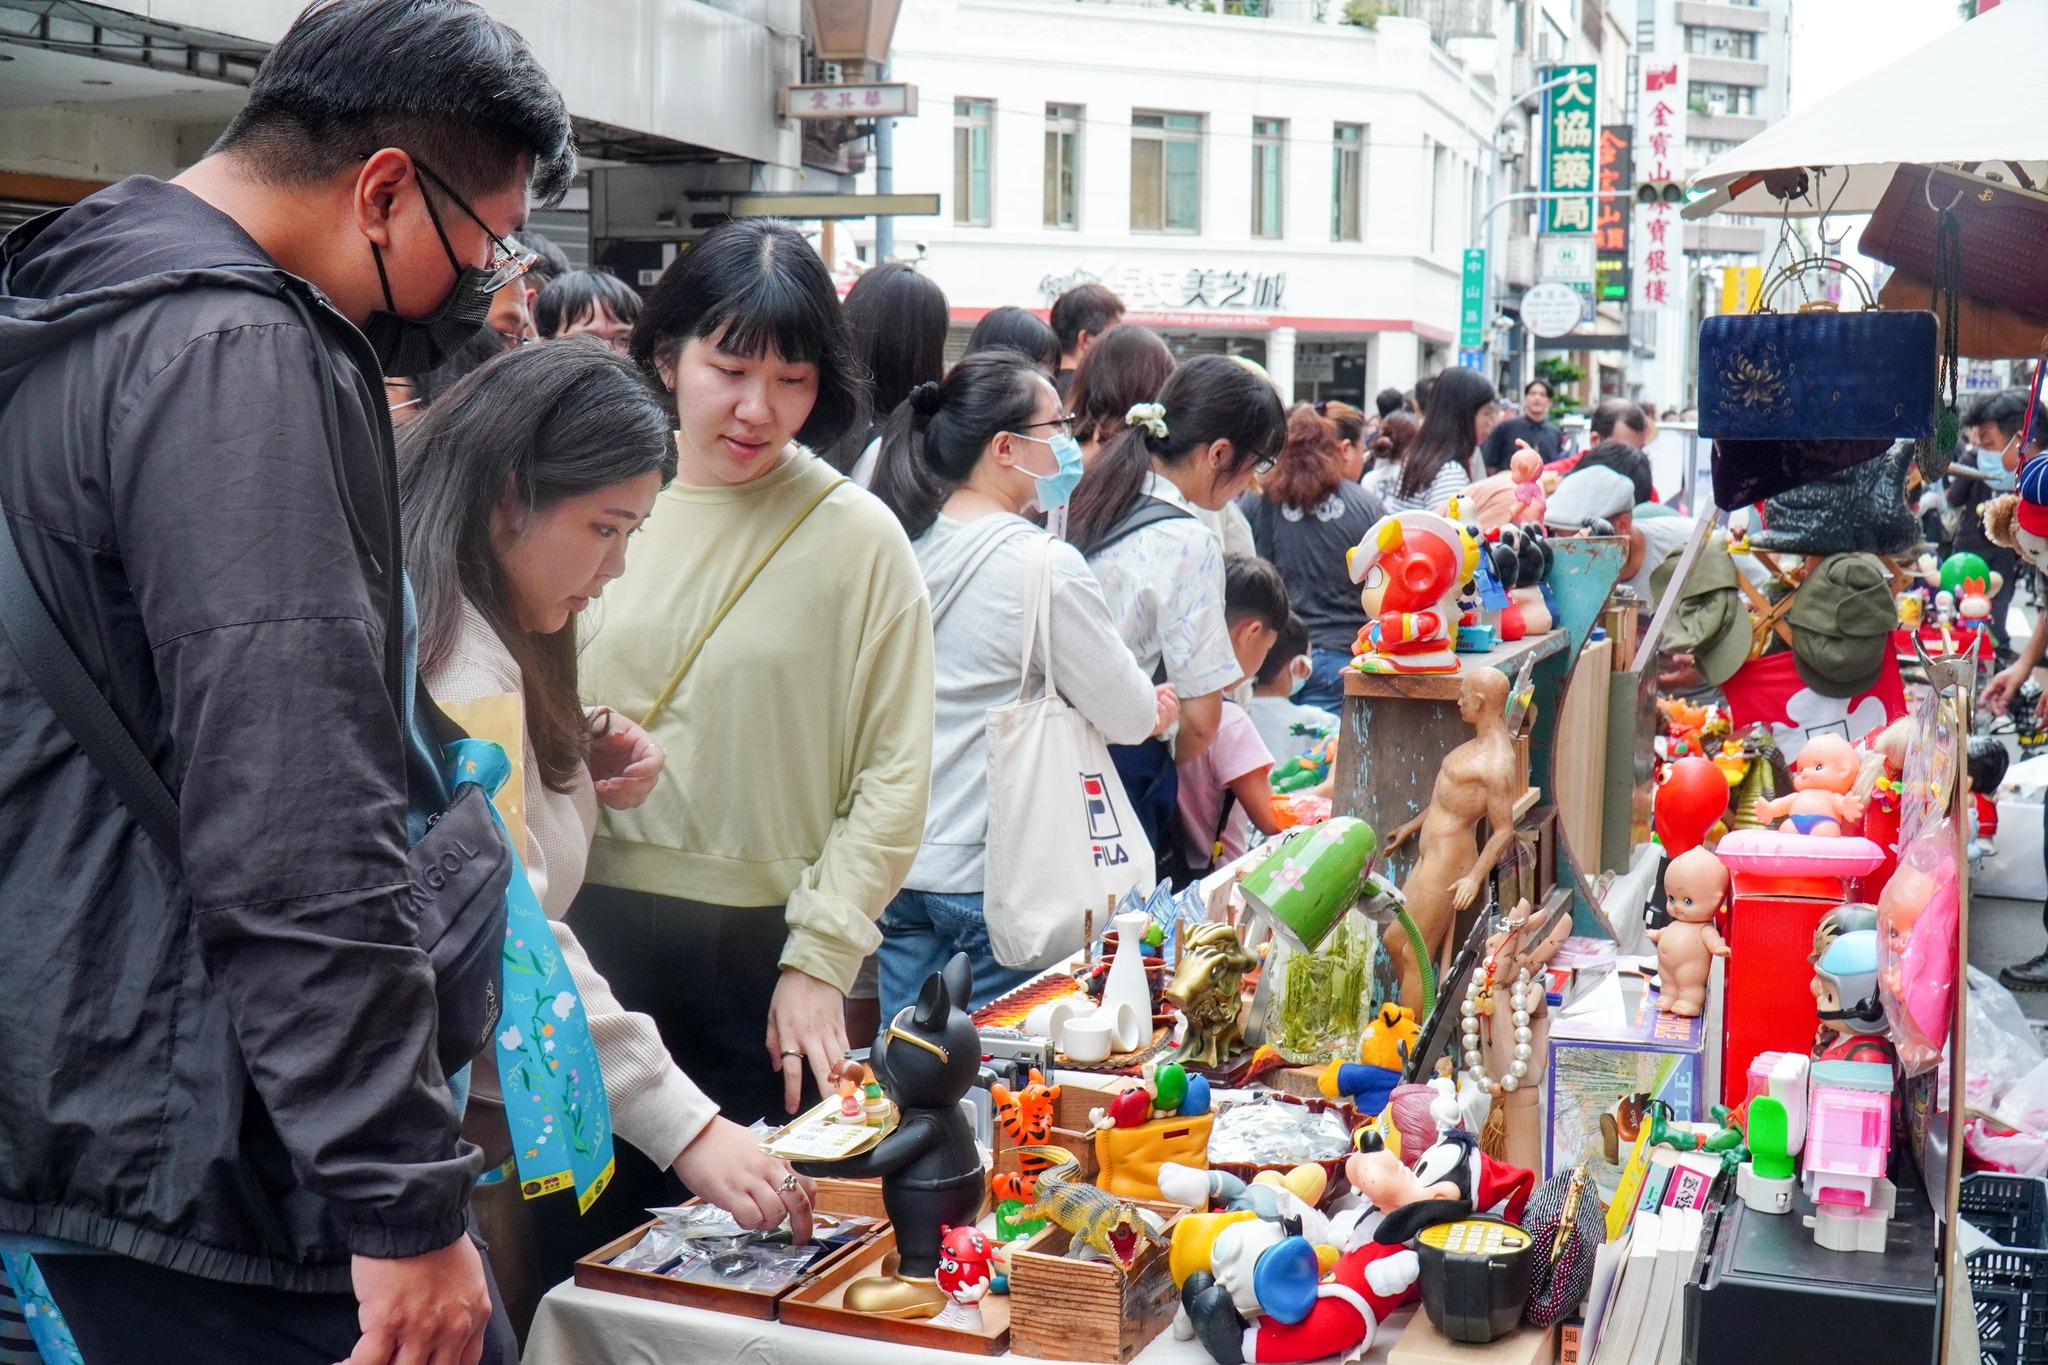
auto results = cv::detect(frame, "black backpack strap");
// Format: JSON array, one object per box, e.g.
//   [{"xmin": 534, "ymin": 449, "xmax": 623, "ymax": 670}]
[
  {"xmin": 0, "ymin": 509, "xmax": 181, "ymax": 860},
  {"xmin": 1091, "ymin": 496, "xmax": 1194, "ymax": 557}
]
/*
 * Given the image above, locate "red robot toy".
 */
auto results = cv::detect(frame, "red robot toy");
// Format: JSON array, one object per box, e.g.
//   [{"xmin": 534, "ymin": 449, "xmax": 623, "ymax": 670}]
[{"xmin": 1347, "ymin": 511, "xmax": 1467, "ymax": 675}]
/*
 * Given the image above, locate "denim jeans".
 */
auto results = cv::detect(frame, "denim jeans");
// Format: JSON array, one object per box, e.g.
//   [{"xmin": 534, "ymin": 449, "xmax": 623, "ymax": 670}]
[
  {"xmin": 1298, "ymin": 645, "xmax": 1354, "ymax": 714},
  {"xmin": 877, "ymin": 889, "xmax": 1040, "ymax": 1023}
]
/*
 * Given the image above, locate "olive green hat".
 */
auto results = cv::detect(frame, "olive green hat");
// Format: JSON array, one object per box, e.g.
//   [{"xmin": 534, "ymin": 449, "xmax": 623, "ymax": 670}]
[{"xmin": 1784, "ymin": 553, "xmax": 1894, "ymax": 698}]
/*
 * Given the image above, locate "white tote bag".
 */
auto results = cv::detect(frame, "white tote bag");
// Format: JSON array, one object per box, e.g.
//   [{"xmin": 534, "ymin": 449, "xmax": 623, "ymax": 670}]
[{"xmin": 982, "ymin": 536, "xmax": 1154, "ymax": 970}]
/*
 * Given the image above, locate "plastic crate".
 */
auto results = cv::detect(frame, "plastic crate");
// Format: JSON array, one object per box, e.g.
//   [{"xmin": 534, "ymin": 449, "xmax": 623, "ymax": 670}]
[
  {"xmin": 1964, "ymin": 1175, "xmax": 2048, "ymax": 1250},
  {"xmin": 1966, "ymin": 1175, "xmax": 2048, "ymax": 1365}
]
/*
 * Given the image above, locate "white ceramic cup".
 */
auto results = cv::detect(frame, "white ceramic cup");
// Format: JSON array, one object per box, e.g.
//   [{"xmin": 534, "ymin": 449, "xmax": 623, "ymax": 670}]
[
  {"xmin": 1059, "ymin": 1014, "xmax": 1116, "ymax": 1064},
  {"xmin": 1099, "ymin": 998, "xmax": 1147, "ymax": 1053},
  {"xmin": 1025, "ymin": 997, "xmax": 1083, "ymax": 1043}
]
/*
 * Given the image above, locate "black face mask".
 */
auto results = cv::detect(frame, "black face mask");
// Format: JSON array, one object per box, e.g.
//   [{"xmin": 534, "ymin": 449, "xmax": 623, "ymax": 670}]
[{"xmin": 361, "ymin": 169, "xmax": 503, "ymax": 378}]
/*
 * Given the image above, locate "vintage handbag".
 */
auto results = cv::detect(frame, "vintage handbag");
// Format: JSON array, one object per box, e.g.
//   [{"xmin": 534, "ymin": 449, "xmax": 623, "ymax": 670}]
[
  {"xmin": 1746, "ymin": 442, "xmax": 1921, "ymax": 558},
  {"xmin": 1696, "ymin": 258, "xmax": 1937, "ymax": 442},
  {"xmin": 1093, "ymin": 1111, "xmax": 1214, "ymax": 1201},
  {"xmin": 1862, "ymin": 162, "xmax": 2048, "ymax": 322},
  {"xmin": 1878, "ymin": 271, "xmax": 2048, "ymax": 359},
  {"xmin": 1521, "ymin": 1167, "xmax": 1602, "ymax": 1327}
]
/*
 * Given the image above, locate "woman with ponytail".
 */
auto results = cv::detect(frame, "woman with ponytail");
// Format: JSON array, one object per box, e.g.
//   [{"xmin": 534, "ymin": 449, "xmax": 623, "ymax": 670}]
[
  {"xmin": 869, "ymin": 352, "xmax": 1170, "ymax": 1017},
  {"xmin": 1063, "ymin": 355, "xmax": 1286, "ymax": 853}
]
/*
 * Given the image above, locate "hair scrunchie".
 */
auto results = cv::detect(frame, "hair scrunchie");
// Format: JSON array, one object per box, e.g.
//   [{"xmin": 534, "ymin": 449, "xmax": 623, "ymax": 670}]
[
  {"xmin": 908, "ymin": 381, "xmax": 944, "ymax": 427},
  {"xmin": 1125, "ymin": 402, "xmax": 1169, "ymax": 441}
]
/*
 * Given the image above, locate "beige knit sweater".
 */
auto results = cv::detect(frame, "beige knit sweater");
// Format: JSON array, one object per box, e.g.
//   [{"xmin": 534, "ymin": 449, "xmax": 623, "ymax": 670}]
[{"xmin": 428, "ymin": 600, "xmax": 717, "ymax": 1170}]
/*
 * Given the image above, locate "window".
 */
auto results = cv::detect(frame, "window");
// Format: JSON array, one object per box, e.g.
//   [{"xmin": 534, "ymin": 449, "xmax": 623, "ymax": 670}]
[
  {"xmin": 1251, "ymin": 118, "xmax": 1285, "ymax": 239},
  {"xmin": 1689, "ymin": 82, "xmax": 1757, "ymax": 116},
  {"xmin": 1428, "ymin": 141, "xmax": 1449, "ymax": 254},
  {"xmin": 1044, "ymin": 104, "xmax": 1081, "ymax": 228},
  {"xmin": 1331, "ymin": 123, "xmax": 1364, "ymax": 242},
  {"xmin": 1683, "ymin": 25, "xmax": 1757, "ymax": 58},
  {"xmin": 953, "ymin": 99, "xmax": 993, "ymax": 227},
  {"xmin": 1131, "ymin": 111, "xmax": 1202, "ymax": 233}
]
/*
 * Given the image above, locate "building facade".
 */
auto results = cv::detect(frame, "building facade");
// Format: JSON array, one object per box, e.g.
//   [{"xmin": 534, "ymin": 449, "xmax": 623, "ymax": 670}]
[{"xmin": 863, "ymin": 0, "xmax": 1503, "ymax": 402}]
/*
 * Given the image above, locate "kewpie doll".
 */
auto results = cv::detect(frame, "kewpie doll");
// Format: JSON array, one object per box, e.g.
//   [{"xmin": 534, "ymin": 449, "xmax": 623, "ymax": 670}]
[
  {"xmin": 1647, "ymin": 846, "xmax": 1730, "ymax": 1018},
  {"xmin": 1751, "ymin": 733, "xmax": 1865, "ymax": 837},
  {"xmin": 1509, "ymin": 446, "xmax": 1547, "ymax": 525}
]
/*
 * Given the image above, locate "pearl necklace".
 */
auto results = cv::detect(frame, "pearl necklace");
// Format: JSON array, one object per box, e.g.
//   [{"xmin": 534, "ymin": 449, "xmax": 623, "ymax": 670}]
[{"xmin": 1460, "ymin": 961, "xmax": 1537, "ymax": 1095}]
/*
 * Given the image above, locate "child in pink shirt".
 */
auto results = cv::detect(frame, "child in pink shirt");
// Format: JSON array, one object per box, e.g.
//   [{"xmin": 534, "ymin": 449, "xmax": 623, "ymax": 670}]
[{"xmin": 1176, "ymin": 556, "xmax": 1291, "ymax": 870}]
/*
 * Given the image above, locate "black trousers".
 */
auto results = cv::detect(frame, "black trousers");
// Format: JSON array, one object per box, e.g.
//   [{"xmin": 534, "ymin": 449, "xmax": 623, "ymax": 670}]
[
  {"xmin": 548, "ymin": 885, "xmax": 820, "ymax": 1270},
  {"xmin": 39, "ymin": 1244, "xmax": 517, "ymax": 1365}
]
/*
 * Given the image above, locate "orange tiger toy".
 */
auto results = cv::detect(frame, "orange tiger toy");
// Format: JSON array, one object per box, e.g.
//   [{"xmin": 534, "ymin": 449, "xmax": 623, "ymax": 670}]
[{"xmin": 991, "ymin": 1070, "xmax": 1062, "ymax": 1201}]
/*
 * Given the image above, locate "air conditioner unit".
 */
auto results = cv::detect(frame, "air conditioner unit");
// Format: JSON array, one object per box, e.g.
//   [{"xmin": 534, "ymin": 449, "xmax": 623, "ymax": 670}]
[
  {"xmin": 1506, "ymin": 236, "xmax": 1537, "ymax": 289},
  {"xmin": 1499, "ymin": 124, "xmax": 1527, "ymax": 159}
]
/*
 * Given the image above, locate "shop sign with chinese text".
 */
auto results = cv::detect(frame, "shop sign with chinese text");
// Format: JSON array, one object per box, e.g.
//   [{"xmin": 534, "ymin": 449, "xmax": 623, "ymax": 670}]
[
  {"xmin": 781, "ymin": 83, "xmax": 918, "ymax": 119},
  {"xmin": 1542, "ymin": 64, "xmax": 1598, "ymax": 234},
  {"xmin": 1597, "ymin": 124, "xmax": 1632, "ymax": 301},
  {"xmin": 1631, "ymin": 57, "xmax": 1687, "ymax": 311},
  {"xmin": 1460, "ymin": 249, "xmax": 1486, "ymax": 348}
]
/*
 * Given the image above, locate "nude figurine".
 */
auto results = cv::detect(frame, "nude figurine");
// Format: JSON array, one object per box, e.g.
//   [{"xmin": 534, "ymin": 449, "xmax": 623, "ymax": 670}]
[
  {"xmin": 1646, "ymin": 846, "xmax": 1730, "ymax": 1018},
  {"xmin": 1381, "ymin": 668, "xmax": 1521, "ymax": 1015},
  {"xmin": 1750, "ymin": 733, "xmax": 1864, "ymax": 837}
]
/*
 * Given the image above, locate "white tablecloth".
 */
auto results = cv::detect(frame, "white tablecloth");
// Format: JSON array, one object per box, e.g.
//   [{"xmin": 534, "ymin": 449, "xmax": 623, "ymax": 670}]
[{"xmin": 521, "ymin": 1280, "xmax": 1418, "ymax": 1365}]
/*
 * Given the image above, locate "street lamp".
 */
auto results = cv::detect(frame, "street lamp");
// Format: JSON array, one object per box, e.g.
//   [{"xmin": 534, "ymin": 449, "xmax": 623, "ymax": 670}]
[
  {"xmin": 1476, "ymin": 68, "xmax": 1597, "ymax": 379},
  {"xmin": 803, "ymin": 0, "xmax": 903, "ymax": 70}
]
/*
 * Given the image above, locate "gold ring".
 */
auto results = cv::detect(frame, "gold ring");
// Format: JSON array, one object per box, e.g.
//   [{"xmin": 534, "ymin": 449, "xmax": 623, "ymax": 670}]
[{"xmin": 782, "ymin": 1048, "xmax": 804, "ymax": 1057}]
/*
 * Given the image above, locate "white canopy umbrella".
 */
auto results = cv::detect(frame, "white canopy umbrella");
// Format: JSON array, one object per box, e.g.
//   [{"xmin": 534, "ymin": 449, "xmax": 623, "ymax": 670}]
[{"xmin": 1685, "ymin": 0, "xmax": 2048, "ymax": 221}]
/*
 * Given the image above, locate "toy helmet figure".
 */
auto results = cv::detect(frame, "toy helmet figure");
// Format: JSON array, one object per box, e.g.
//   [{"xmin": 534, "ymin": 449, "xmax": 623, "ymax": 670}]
[
  {"xmin": 1348, "ymin": 511, "xmax": 1464, "ymax": 615},
  {"xmin": 1810, "ymin": 904, "xmax": 1878, "ymax": 966},
  {"xmin": 1813, "ymin": 930, "xmax": 1887, "ymax": 1036}
]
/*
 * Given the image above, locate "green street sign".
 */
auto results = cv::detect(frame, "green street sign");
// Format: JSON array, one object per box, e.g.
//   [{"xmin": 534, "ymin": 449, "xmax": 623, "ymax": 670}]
[
  {"xmin": 1460, "ymin": 248, "xmax": 1487, "ymax": 349},
  {"xmin": 1542, "ymin": 63, "xmax": 1598, "ymax": 234}
]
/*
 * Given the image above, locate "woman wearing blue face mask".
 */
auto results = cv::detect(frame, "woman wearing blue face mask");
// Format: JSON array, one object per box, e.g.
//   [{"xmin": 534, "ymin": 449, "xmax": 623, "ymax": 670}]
[{"xmin": 869, "ymin": 350, "xmax": 1175, "ymax": 1017}]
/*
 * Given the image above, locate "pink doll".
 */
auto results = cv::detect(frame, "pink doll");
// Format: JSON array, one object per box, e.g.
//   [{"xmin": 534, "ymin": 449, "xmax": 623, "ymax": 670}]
[{"xmin": 1509, "ymin": 446, "xmax": 1547, "ymax": 526}]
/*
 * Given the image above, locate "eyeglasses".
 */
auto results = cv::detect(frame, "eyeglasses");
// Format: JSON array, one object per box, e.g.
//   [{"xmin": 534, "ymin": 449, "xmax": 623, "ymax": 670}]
[
  {"xmin": 885, "ymin": 1025, "xmax": 950, "ymax": 1065},
  {"xmin": 410, "ymin": 158, "xmax": 539, "ymax": 292},
  {"xmin": 1253, "ymin": 453, "xmax": 1279, "ymax": 475},
  {"xmin": 1017, "ymin": 413, "xmax": 1078, "ymax": 439}
]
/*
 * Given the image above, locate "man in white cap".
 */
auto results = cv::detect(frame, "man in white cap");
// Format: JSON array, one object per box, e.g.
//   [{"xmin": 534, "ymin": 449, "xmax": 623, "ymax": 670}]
[{"xmin": 1545, "ymin": 463, "xmax": 1693, "ymax": 607}]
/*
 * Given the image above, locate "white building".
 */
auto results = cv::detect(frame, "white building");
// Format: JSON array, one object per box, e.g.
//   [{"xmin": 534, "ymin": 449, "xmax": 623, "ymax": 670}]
[{"xmin": 862, "ymin": 0, "xmax": 1505, "ymax": 402}]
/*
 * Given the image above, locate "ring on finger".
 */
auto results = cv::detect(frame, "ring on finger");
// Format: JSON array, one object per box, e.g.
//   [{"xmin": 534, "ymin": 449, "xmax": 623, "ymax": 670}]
[{"xmin": 781, "ymin": 1173, "xmax": 801, "ymax": 1193}]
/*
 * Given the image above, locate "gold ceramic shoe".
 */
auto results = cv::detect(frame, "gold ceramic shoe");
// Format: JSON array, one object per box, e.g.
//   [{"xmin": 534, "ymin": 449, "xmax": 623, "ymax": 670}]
[{"xmin": 842, "ymin": 1274, "xmax": 948, "ymax": 1319}]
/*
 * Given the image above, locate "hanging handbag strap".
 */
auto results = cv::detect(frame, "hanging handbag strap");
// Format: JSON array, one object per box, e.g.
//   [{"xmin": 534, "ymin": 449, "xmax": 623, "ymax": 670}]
[
  {"xmin": 1015, "ymin": 533, "xmax": 1058, "ymax": 704},
  {"xmin": 641, "ymin": 475, "xmax": 845, "ymax": 728},
  {"xmin": 0, "ymin": 507, "xmax": 181, "ymax": 861}
]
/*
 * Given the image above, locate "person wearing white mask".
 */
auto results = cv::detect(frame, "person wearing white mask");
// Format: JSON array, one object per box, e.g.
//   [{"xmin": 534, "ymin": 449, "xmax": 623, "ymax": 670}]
[
  {"xmin": 869, "ymin": 351, "xmax": 1175, "ymax": 1019},
  {"xmin": 1247, "ymin": 614, "xmax": 1336, "ymax": 762}
]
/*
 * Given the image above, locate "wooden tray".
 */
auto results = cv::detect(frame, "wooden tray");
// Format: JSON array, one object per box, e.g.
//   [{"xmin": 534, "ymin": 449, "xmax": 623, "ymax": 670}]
[
  {"xmin": 778, "ymin": 1227, "xmax": 1010, "ymax": 1355},
  {"xmin": 571, "ymin": 1205, "xmax": 881, "ymax": 1319},
  {"xmin": 1006, "ymin": 1201, "xmax": 1182, "ymax": 1362}
]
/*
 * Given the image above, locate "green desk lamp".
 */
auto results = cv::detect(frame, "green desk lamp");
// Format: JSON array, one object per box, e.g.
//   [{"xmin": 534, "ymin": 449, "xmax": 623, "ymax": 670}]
[{"xmin": 1238, "ymin": 816, "xmax": 1436, "ymax": 1019}]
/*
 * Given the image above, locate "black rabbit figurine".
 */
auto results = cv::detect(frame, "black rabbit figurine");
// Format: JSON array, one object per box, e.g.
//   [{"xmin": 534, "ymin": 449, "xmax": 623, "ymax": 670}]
[{"xmin": 793, "ymin": 952, "xmax": 985, "ymax": 1319}]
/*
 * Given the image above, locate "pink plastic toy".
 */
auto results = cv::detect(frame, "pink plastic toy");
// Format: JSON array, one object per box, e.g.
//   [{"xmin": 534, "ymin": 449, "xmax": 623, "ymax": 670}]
[
  {"xmin": 1713, "ymin": 828, "xmax": 1885, "ymax": 899},
  {"xmin": 1509, "ymin": 447, "xmax": 1547, "ymax": 526},
  {"xmin": 1802, "ymin": 1060, "xmax": 1895, "ymax": 1253},
  {"xmin": 1879, "ymin": 822, "xmax": 1960, "ymax": 1075}
]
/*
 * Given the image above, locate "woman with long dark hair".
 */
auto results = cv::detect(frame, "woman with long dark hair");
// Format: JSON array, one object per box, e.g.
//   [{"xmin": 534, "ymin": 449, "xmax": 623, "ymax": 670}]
[
  {"xmin": 870, "ymin": 351, "xmax": 1167, "ymax": 1018},
  {"xmin": 832, "ymin": 261, "xmax": 950, "ymax": 479},
  {"xmin": 1383, "ymin": 367, "xmax": 1497, "ymax": 513},
  {"xmin": 1066, "ymin": 322, "xmax": 1175, "ymax": 465},
  {"xmin": 1064, "ymin": 355, "xmax": 1286, "ymax": 856},
  {"xmin": 401, "ymin": 340, "xmax": 811, "ymax": 1296},
  {"xmin": 576, "ymin": 221, "xmax": 931, "ymax": 1158},
  {"xmin": 1239, "ymin": 404, "xmax": 1387, "ymax": 711},
  {"xmin": 964, "ymin": 305, "xmax": 1060, "ymax": 374}
]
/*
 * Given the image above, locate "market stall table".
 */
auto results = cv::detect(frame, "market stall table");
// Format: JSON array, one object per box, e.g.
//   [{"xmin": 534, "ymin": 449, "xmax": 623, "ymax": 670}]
[{"xmin": 521, "ymin": 1280, "xmax": 1422, "ymax": 1365}]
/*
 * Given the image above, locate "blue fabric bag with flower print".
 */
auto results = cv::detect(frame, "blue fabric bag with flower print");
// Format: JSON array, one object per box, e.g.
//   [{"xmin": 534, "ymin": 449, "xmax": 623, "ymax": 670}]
[{"xmin": 1697, "ymin": 260, "xmax": 1937, "ymax": 442}]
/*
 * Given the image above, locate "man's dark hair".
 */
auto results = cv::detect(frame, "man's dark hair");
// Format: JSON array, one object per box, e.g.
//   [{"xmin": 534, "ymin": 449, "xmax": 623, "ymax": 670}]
[
  {"xmin": 1374, "ymin": 386, "xmax": 1408, "ymax": 419},
  {"xmin": 1257, "ymin": 614, "xmax": 1310, "ymax": 686},
  {"xmin": 535, "ymin": 268, "xmax": 643, "ymax": 338},
  {"xmin": 213, "ymin": 0, "xmax": 575, "ymax": 205},
  {"xmin": 1050, "ymin": 283, "xmax": 1125, "ymax": 357},
  {"xmin": 514, "ymin": 228, "xmax": 571, "ymax": 284},
  {"xmin": 1413, "ymin": 374, "xmax": 1436, "ymax": 413},
  {"xmin": 1523, "ymin": 379, "xmax": 1552, "ymax": 399},
  {"xmin": 629, "ymin": 217, "xmax": 867, "ymax": 450},
  {"xmin": 1590, "ymin": 398, "xmax": 1650, "ymax": 440},
  {"xmin": 1966, "ymin": 388, "xmax": 2048, "ymax": 449},
  {"xmin": 1224, "ymin": 554, "xmax": 1291, "ymax": 633}
]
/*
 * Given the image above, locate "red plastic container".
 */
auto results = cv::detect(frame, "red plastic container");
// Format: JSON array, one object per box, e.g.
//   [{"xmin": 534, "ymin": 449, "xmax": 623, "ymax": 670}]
[{"xmin": 1720, "ymin": 890, "xmax": 1836, "ymax": 1109}]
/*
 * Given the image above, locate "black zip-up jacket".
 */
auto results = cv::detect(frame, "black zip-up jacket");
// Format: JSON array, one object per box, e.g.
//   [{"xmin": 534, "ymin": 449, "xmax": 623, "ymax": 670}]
[{"xmin": 0, "ymin": 176, "xmax": 477, "ymax": 1290}]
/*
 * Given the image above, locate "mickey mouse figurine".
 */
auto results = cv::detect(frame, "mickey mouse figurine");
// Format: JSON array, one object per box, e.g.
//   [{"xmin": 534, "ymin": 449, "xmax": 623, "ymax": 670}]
[
  {"xmin": 1177, "ymin": 1129, "xmax": 1532, "ymax": 1364},
  {"xmin": 793, "ymin": 953, "xmax": 984, "ymax": 1319}
]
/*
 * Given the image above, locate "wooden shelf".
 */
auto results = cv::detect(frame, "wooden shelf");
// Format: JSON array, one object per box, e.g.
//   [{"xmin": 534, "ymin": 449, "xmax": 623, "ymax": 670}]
[{"xmin": 1340, "ymin": 629, "xmax": 1569, "ymax": 702}]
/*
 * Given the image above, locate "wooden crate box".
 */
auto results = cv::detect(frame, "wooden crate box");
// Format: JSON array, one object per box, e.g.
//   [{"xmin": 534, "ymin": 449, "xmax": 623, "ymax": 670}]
[{"xmin": 1007, "ymin": 1200, "xmax": 1182, "ymax": 1363}]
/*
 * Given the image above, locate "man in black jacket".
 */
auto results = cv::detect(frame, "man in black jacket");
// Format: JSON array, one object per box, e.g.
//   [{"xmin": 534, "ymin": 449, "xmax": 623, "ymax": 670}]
[
  {"xmin": 1480, "ymin": 378, "xmax": 1563, "ymax": 472},
  {"xmin": 0, "ymin": 2, "xmax": 572, "ymax": 1362}
]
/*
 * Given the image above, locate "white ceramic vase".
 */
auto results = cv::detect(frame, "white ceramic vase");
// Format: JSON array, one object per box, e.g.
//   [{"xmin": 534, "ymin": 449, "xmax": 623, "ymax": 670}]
[{"xmin": 1100, "ymin": 911, "xmax": 1154, "ymax": 1054}]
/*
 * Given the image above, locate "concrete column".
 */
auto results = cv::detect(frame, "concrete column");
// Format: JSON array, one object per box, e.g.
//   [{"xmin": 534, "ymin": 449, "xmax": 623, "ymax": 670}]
[
  {"xmin": 1371, "ymin": 330, "xmax": 1421, "ymax": 398},
  {"xmin": 1266, "ymin": 326, "xmax": 1298, "ymax": 402}
]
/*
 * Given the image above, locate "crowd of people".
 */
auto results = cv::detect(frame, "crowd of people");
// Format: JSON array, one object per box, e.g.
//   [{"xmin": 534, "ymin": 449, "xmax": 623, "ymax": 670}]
[{"xmin": 0, "ymin": 4, "xmax": 1699, "ymax": 1362}]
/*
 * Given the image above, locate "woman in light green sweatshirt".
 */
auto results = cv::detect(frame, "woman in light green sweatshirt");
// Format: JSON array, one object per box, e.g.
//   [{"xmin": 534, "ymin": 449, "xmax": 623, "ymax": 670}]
[{"xmin": 572, "ymin": 221, "xmax": 934, "ymax": 1188}]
